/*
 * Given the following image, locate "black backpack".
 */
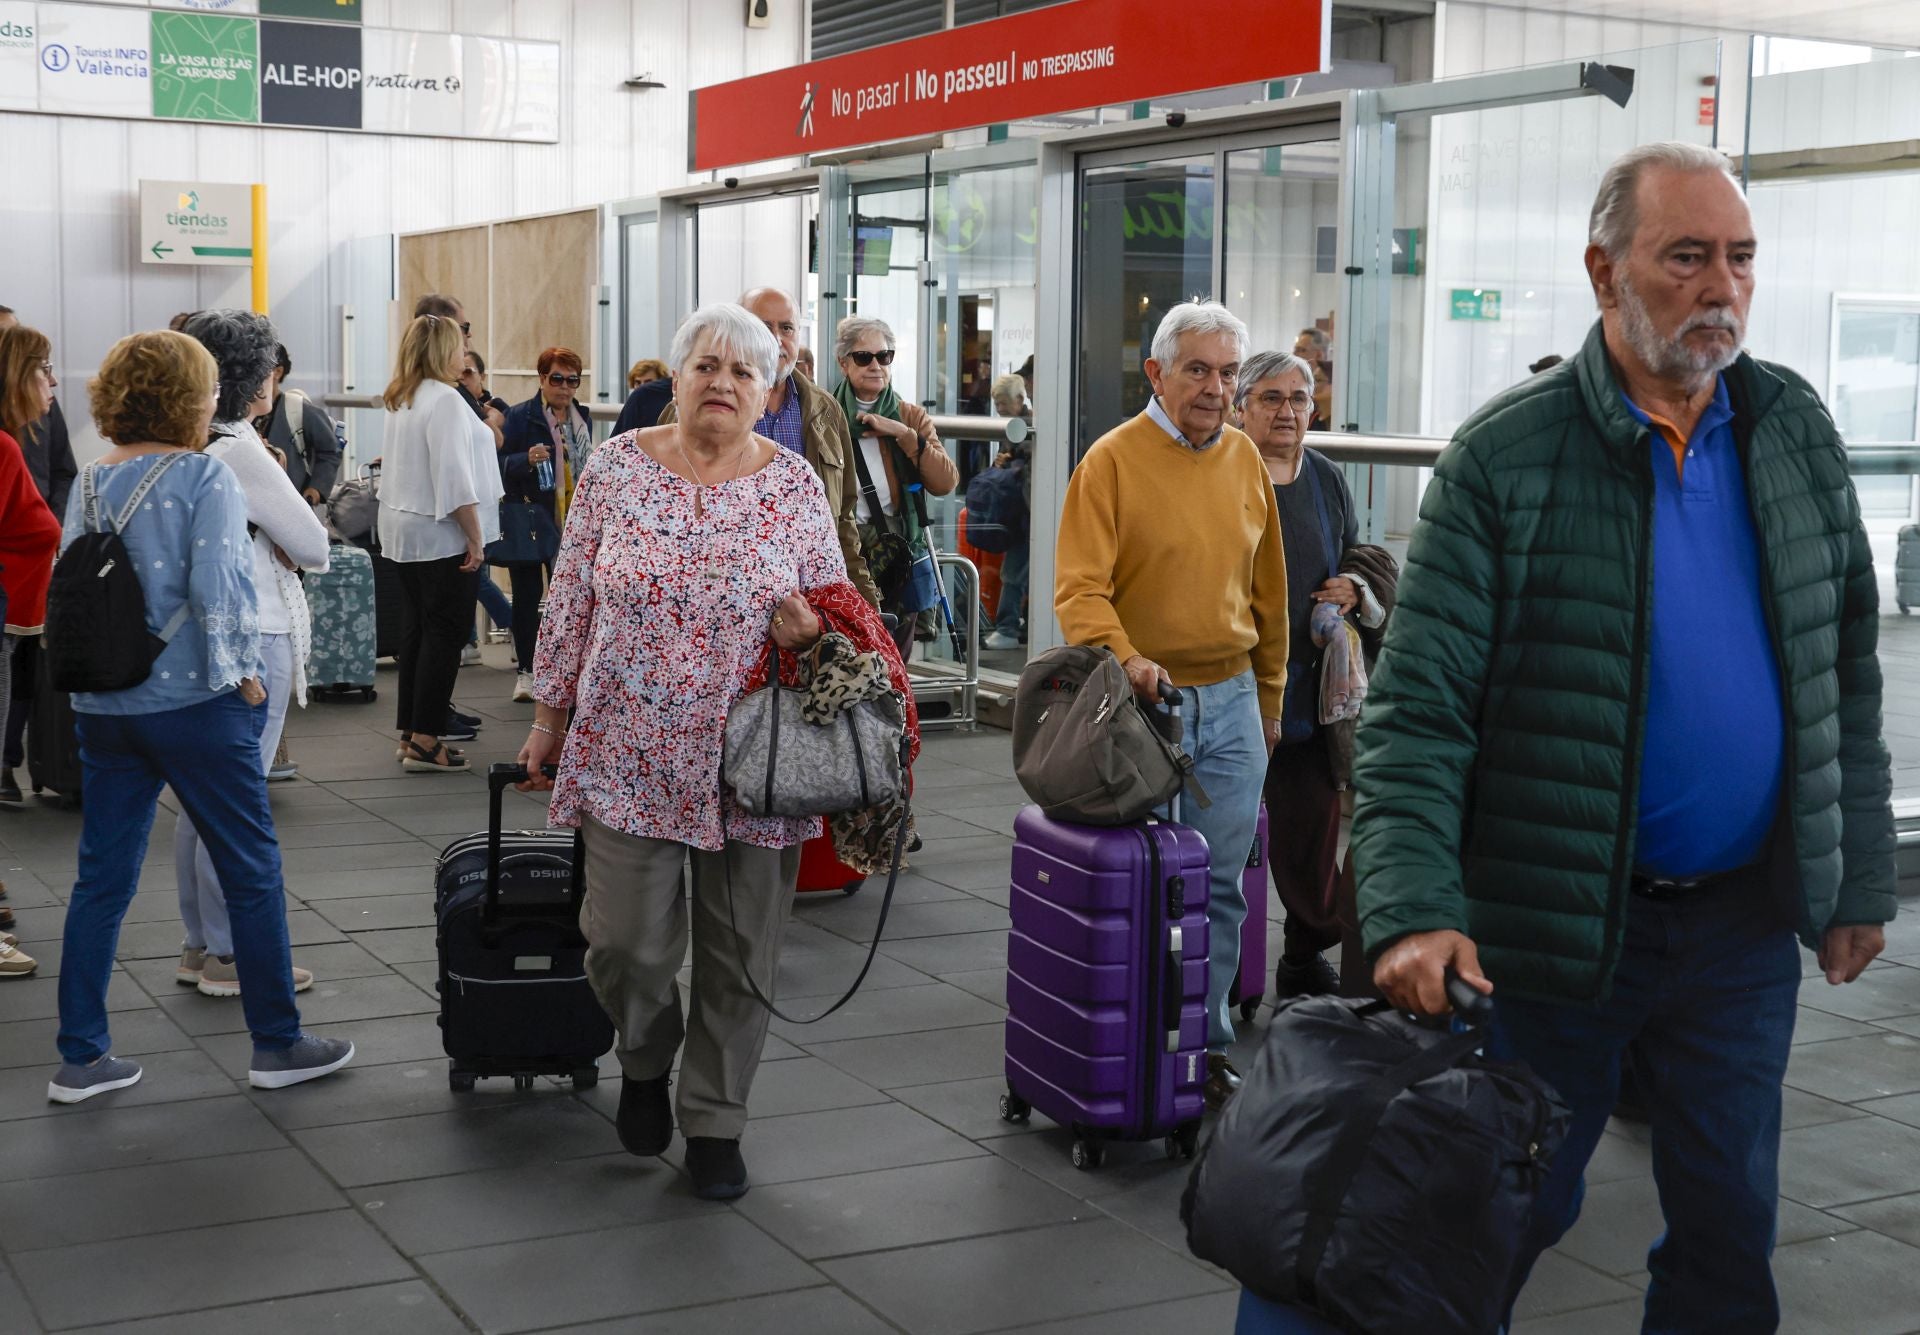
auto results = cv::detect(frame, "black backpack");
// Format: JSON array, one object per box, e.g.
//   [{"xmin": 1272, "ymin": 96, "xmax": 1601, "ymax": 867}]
[
  {"xmin": 963, "ymin": 458, "xmax": 1026, "ymax": 554},
  {"xmin": 1182, "ymin": 990, "xmax": 1570, "ymax": 1335},
  {"xmin": 44, "ymin": 454, "xmax": 194, "ymax": 694}
]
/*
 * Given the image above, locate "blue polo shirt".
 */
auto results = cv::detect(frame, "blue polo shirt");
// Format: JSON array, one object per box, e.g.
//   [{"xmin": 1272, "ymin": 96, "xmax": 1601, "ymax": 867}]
[{"xmin": 1626, "ymin": 377, "xmax": 1785, "ymax": 879}]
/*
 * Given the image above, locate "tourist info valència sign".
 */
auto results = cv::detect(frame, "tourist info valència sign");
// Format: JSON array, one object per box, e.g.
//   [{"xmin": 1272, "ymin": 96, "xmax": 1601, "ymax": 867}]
[{"xmin": 0, "ymin": 0, "xmax": 558, "ymax": 142}]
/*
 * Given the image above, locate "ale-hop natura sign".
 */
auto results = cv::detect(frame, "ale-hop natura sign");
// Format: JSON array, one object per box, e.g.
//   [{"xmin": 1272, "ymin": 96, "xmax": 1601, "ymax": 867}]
[{"xmin": 7, "ymin": 0, "xmax": 556, "ymax": 142}]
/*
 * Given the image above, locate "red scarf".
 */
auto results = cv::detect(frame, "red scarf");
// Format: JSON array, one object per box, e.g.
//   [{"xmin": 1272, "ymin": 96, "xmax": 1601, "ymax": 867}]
[{"xmin": 743, "ymin": 580, "xmax": 921, "ymax": 766}]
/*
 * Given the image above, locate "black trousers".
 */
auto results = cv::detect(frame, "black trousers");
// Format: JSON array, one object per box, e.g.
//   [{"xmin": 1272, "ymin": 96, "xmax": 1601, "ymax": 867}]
[
  {"xmin": 393, "ymin": 554, "xmax": 479, "ymax": 738},
  {"xmin": 506, "ymin": 562, "xmax": 549, "ymax": 673}
]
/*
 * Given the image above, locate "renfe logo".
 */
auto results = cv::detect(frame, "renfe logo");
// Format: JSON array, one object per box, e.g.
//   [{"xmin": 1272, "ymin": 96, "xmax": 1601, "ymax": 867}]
[{"xmin": 262, "ymin": 62, "xmax": 362, "ymax": 90}]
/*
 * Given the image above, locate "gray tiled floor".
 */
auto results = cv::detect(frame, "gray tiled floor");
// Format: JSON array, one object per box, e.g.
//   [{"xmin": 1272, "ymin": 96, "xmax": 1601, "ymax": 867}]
[{"xmin": 1, "ymin": 653, "xmax": 1919, "ymax": 1332}]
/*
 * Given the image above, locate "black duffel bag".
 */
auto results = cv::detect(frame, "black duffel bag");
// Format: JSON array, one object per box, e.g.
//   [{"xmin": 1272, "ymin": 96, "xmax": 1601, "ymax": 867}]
[{"xmin": 1182, "ymin": 981, "xmax": 1569, "ymax": 1335}]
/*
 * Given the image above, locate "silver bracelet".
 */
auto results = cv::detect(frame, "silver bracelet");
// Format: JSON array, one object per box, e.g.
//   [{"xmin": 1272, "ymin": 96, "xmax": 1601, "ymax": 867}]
[{"xmin": 529, "ymin": 722, "xmax": 559, "ymax": 738}]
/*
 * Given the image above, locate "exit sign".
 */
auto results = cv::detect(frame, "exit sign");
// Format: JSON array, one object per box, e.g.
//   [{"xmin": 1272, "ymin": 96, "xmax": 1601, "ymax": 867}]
[{"xmin": 1451, "ymin": 288, "xmax": 1501, "ymax": 321}]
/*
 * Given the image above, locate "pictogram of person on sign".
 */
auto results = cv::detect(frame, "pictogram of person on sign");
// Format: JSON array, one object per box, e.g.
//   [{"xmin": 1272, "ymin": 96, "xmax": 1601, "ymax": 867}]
[{"xmin": 797, "ymin": 81, "xmax": 817, "ymax": 137}]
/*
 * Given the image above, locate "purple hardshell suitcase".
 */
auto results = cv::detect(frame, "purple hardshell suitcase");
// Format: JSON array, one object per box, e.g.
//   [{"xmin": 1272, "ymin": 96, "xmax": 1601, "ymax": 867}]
[
  {"xmin": 1233, "ymin": 804, "xmax": 1270, "ymax": 1023},
  {"xmin": 1000, "ymin": 805, "xmax": 1211, "ymax": 1168}
]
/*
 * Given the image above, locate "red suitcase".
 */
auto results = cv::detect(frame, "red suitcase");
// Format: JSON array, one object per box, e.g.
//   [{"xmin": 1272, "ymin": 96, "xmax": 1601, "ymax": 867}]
[{"xmin": 797, "ymin": 830, "xmax": 866, "ymax": 895}]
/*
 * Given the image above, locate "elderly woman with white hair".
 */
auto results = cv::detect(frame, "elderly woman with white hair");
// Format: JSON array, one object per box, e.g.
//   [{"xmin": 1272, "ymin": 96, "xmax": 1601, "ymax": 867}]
[{"xmin": 517, "ymin": 303, "xmax": 912, "ymax": 1202}]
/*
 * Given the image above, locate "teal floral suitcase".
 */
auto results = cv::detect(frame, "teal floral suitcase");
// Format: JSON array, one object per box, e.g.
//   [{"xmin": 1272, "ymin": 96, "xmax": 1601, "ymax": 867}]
[{"xmin": 306, "ymin": 542, "xmax": 378, "ymax": 701}]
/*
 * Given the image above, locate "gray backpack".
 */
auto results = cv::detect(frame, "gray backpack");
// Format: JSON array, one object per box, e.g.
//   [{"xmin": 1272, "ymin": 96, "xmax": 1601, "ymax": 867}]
[{"xmin": 1012, "ymin": 645, "xmax": 1208, "ymax": 826}]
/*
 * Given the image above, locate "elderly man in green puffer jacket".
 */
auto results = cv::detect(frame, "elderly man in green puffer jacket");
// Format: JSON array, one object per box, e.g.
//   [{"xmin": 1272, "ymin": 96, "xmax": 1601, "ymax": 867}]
[{"xmin": 1352, "ymin": 140, "xmax": 1895, "ymax": 1331}]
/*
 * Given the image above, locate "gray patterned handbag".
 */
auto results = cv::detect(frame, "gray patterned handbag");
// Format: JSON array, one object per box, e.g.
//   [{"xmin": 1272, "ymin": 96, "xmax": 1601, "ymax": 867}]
[{"xmin": 723, "ymin": 647, "xmax": 907, "ymax": 818}]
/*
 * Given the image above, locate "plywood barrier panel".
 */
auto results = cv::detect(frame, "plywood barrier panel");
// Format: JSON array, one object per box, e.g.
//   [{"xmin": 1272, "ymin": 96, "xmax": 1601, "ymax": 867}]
[
  {"xmin": 491, "ymin": 372, "xmax": 540, "ymax": 412},
  {"xmin": 493, "ymin": 208, "xmax": 599, "ymax": 398},
  {"xmin": 399, "ymin": 226, "xmax": 491, "ymax": 356}
]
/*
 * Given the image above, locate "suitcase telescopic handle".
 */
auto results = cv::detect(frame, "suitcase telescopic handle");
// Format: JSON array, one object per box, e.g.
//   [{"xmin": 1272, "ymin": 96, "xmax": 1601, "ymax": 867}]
[
  {"xmin": 484, "ymin": 763, "xmax": 578, "ymax": 922},
  {"xmin": 1443, "ymin": 967, "xmax": 1495, "ymax": 1025}
]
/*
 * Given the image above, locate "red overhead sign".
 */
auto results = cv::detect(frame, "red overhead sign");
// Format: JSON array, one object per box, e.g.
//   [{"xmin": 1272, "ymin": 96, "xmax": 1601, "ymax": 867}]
[{"xmin": 691, "ymin": 0, "xmax": 1330, "ymax": 171}]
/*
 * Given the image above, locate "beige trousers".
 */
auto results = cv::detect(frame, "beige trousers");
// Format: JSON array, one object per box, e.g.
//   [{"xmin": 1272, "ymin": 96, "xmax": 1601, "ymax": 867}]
[{"xmin": 577, "ymin": 816, "xmax": 800, "ymax": 1139}]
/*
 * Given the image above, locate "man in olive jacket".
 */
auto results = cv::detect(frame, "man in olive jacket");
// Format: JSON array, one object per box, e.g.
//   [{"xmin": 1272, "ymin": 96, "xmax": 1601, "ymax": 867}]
[
  {"xmin": 1352, "ymin": 142, "xmax": 1895, "ymax": 1329},
  {"xmin": 659, "ymin": 288, "xmax": 879, "ymax": 607}
]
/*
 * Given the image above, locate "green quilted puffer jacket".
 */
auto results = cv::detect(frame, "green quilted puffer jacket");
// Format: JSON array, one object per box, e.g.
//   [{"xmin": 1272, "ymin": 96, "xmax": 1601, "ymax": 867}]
[{"xmin": 1352, "ymin": 321, "xmax": 1896, "ymax": 1004}]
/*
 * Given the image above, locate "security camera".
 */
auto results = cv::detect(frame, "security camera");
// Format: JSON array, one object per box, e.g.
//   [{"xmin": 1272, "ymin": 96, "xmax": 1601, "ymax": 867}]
[
  {"xmin": 1166, "ymin": 111, "xmax": 1186, "ymax": 128},
  {"xmin": 724, "ymin": 177, "xmax": 740, "ymax": 189}
]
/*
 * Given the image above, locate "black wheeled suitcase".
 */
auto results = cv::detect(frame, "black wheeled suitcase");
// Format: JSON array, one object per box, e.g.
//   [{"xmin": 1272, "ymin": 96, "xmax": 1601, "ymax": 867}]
[
  {"xmin": 26, "ymin": 639, "xmax": 83, "ymax": 806},
  {"xmin": 434, "ymin": 763, "xmax": 614, "ymax": 1092}
]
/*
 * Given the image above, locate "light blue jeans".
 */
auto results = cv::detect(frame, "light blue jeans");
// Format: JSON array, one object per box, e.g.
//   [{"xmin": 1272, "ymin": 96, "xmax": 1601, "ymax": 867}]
[
  {"xmin": 175, "ymin": 634, "xmax": 294, "ymax": 956},
  {"xmin": 1174, "ymin": 669, "xmax": 1266, "ymax": 1051}
]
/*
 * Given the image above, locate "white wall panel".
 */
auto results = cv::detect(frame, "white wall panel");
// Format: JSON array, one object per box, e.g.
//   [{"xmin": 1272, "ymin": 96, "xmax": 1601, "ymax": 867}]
[{"xmin": 7, "ymin": 0, "xmax": 806, "ymax": 464}]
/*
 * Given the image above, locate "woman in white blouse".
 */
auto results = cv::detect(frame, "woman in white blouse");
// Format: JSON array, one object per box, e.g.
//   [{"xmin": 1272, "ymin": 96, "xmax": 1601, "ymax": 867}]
[
  {"xmin": 376, "ymin": 314, "xmax": 501, "ymax": 773},
  {"xmin": 176, "ymin": 311, "xmax": 331, "ymax": 998}
]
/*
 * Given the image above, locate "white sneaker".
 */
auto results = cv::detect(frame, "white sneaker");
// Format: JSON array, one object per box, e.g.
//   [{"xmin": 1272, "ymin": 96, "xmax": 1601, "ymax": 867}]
[
  {"xmin": 513, "ymin": 672, "xmax": 535, "ymax": 703},
  {"xmin": 984, "ymin": 631, "xmax": 1024, "ymax": 651},
  {"xmin": 460, "ymin": 644, "xmax": 483, "ymax": 666}
]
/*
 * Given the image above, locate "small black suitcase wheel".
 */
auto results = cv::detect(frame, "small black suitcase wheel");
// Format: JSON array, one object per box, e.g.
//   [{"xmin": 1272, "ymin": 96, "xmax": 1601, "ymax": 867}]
[
  {"xmin": 572, "ymin": 1067, "xmax": 599, "ymax": 1090},
  {"xmin": 1070, "ymin": 1138, "xmax": 1104, "ymax": 1171},
  {"xmin": 513, "ymin": 1074, "xmax": 534, "ymax": 1091},
  {"xmin": 842, "ymin": 881, "xmax": 863, "ymax": 896},
  {"xmin": 449, "ymin": 1069, "xmax": 476, "ymax": 1092},
  {"xmin": 362, "ymin": 687, "xmax": 377, "ymax": 702},
  {"xmin": 999, "ymin": 1090, "xmax": 1030, "ymax": 1123},
  {"xmin": 1175, "ymin": 1120, "xmax": 1200, "ymax": 1159},
  {"xmin": 1240, "ymin": 997, "xmax": 1260, "ymax": 1024}
]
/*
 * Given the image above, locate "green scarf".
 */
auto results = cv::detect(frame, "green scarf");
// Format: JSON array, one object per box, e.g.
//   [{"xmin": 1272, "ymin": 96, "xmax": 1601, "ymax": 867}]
[{"xmin": 833, "ymin": 378, "xmax": 923, "ymax": 549}]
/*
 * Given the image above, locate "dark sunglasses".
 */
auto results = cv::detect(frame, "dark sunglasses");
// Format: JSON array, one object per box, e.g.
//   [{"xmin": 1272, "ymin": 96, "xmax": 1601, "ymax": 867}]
[
  {"xmin": 459, "ymin": 321, "xmax": 472, "ymax": 336},
  {"xmin": 846, "ymin": 349, "xmax": 895, "ymax": 368},
  {"xmin": 545, "ymin": 372, "xmax": 582, "ymax": 387}
]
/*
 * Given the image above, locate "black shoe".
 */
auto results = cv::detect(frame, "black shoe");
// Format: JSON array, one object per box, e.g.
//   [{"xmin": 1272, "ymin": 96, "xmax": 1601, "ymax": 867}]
[
  {"xmin": 684, "ymin": 1135, "xmax": 749, "ymax": 1200},
  {"xmin": 448, "ymin": 709, "xmax": 482, "ymax": 729},
  {"xmin": 438, "ymin": 722, "xmax": 478, "ymax": 743},
  {"xmin": 616, "ymin": 1073, "xmax": 673, "ymax": 1156},
  {"xmin": 1203, "ymin": 1054, "xmax": 1242, "ymax": 1113},
  {"xmin": 1274, "ymin": 951, "xmax": 1342, "ymax": 1000},
  {"xmin": 0, "ymin": 769, "xmax": 20, "ymax": 808}
]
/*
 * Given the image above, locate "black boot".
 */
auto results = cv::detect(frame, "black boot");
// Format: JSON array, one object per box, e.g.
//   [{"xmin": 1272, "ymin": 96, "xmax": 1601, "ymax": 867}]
[
  {"xmin": 1274, "ymin": 951, "xmax": 1341, "ymax": 999},
  {"xmin": 684, "ymin": 1136, "xmax": 749, "ymax": 1200},
  {"xmin": 615, "ymin": 1073, "xmax": 673, "ymax": 1156}
]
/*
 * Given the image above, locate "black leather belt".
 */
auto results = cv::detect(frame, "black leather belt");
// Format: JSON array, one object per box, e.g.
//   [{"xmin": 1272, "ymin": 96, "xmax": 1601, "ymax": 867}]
[{"xmin": 1630, "ymin": 864, "xmax": 1754, "ymax": 901}]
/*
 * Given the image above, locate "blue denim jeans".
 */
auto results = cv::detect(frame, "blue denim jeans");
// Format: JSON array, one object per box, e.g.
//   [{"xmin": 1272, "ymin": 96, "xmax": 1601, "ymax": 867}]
[
  {"xmin": 992, "ymin": 541, "xmax": 1029, "ymax": 639},
  {"xmin": 1486, "ymin": 879, "xmax": 1801, "ymax": 1332},
  {"xmin": 1174, "ymin": 669, "xmax": 1266, "ymax": 1051},
  {"xmin": 175, "ymin": 634, "xmax": 294, "ymax": 957},
  {"xmin": 63, "ymin": 691, "xmax": 301, "ymax": 1064}
]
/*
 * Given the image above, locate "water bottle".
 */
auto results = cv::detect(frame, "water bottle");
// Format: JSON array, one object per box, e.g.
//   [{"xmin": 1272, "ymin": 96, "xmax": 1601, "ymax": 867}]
[
  {"xmin": 535, "ymin": 455, "xmax": 555, "ymax": 492},
  {"xmin": 332, "ymin": 418, "xmax": 347, "ymax": 451}
]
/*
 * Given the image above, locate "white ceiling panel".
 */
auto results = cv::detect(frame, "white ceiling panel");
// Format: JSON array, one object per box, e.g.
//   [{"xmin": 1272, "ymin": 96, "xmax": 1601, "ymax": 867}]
[{"xmin": 1460, "ymin": 0, "xmax": 1919, "ymax": 49}]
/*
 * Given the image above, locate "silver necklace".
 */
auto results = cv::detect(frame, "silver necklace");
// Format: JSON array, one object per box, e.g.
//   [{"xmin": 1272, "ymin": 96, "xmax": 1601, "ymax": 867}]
[{"xmin": 672, "ymin": 431, "xmax": 753, "ymax": 519}]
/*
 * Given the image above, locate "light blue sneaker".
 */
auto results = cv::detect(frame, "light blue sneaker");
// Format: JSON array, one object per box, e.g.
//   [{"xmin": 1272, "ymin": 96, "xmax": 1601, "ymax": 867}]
[
  {"xmin": 48, "ymin": 1055, "xmax": 143, "ymax": 1105},
  {"xmin": 248, "ymin": 1034, "xmax": 355, "ymax": 1090}
]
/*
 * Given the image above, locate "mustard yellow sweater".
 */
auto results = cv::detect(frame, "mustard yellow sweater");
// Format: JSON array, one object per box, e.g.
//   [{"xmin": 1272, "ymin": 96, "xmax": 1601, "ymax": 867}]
[{"xmin": 1054, "ymin": 410, "xmax": 1290, "ymax": 718}]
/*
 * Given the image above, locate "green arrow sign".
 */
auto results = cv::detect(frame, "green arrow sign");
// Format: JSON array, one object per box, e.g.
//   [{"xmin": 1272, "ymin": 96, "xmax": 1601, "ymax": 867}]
[
  {"xmin": 191, "ymin": 246, "xmax": 252, "ymax": 258},
  {"xmin": 150, "ymin": 241, "xmax": 174, "ymax": 259}
]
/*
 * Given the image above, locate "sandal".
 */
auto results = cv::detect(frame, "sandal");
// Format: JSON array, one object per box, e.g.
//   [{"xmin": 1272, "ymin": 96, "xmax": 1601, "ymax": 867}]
[
  {"xmin": 402, "ymin": 740, "xmax": 470, "ymax": 773},
  {"xmin": 397, "ymin": 736, "xmax": 464, "ymax": 761}
]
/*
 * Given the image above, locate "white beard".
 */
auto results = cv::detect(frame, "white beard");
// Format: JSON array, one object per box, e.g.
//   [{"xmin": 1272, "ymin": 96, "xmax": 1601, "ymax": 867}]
[{"xmin": 1615, "ymin": 271, "xmax": 1744, "ymax": 385}]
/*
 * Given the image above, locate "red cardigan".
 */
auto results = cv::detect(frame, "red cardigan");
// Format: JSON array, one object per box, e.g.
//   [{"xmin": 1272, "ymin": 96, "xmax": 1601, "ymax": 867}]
[{"xmin": 0, "ymin": 429, "xmax": 61, "ymax": 634}]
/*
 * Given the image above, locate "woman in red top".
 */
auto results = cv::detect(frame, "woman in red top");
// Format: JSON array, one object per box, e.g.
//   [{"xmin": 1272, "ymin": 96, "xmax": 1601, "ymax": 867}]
[{"xmin": 0, "ymin": 327, "xmax": 63, "ymax": 973}]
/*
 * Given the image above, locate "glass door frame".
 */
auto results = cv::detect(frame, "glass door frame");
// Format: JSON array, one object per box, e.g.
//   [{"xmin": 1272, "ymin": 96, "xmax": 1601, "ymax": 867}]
[
  {"xmin": 1829, "ymin": 291, "xmax": 1920, "ymax": 525},
  {"xmin": 606, "ymin": 197, "xmax": 658, "ymax": 410}
]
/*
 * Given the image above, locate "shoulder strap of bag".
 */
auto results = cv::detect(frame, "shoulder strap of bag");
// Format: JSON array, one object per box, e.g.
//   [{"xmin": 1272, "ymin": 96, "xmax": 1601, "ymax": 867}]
[
  {"xmin": 80, "ymin": 461, "xmax": 100, "ymax": 533},
  {"xmin": 92, "ymin": 453, "xmax": 193, "ymax": 643},
  {"xmin": 111, "ymin": 452, "xmax": 189, "ymax": 533},
  {"xmin": 283, "ymin": 389, "xmax": 309, "ymax": 457},
  {"xmin": 849, "ymin": 435, "xmax": 891, "ymax": 531},
  {"xmin": 1294, "ymin": 1016, "xmax": 1488, "ymax": 1299}
]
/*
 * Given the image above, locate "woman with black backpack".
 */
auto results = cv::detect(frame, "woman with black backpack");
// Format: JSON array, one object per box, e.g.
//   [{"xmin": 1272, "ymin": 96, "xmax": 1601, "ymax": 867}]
[{"xmin": 43, "ymin": 331, "xmax": 354, "ymax": 1105}]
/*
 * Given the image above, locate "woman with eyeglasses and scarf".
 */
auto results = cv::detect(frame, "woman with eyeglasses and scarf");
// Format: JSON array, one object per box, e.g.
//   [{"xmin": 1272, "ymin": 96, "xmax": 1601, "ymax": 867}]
[
  {"xmin": 832, "ymin": 317, "xmax": 958, "ymax": 656},
  {"xmin": 499, "ymin": 347, "xmax": 593, "ymax": 703}
]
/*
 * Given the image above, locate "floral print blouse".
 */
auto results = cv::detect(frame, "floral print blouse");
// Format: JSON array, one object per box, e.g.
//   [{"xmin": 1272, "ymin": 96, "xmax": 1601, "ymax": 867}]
[
  {"xmin": 60, "ymin": 451, "xmax": 260, "ymax": 716},
  {"xmin": 534, "ymin": 431, "xmax": 848, "ymax": 851}
]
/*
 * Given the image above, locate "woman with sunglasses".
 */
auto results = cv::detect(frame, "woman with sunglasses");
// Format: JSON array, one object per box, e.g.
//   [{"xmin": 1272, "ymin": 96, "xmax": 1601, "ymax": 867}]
[
  {"xmin": 499, "ymin": 347, "xmax": 592, "ymax": 703},
  {"xmin": 832, "ymin": 318, "xmax": 957, "ymax": 656}
]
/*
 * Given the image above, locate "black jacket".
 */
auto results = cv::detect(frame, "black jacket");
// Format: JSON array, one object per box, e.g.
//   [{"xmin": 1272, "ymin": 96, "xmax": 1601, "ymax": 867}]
[
  {"xmin": 257, "ymin": 390, "xmax": 342, "ymax": 498},
  {"xmin": 613, "ymin": 378, "xmax": 673, "ymax": 434},
  {"xmin": 21, "ymin": 398, "xmax": 76, "ymax": 520},
  {"xmin": 500, "ymin": 395, "xmax": 592, "ymax": 511}
]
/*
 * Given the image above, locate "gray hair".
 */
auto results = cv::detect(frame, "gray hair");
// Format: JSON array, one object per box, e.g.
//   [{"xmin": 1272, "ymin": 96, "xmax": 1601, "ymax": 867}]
[
  {"xmin": 1149, "ymin": 300, "xmax": 1248, "ymax": 370},
  {"xmin": 668, "ymin": 302, "xmax": 780, "ymax": 386},
  {"xmin": 1234, "ymin": 351, "xmax": 1315, "ymax": 408},
  {"xmin": 181, "ymin": 308, "xmax": 279, "ymax": 423},
  {"xmin": 1589, "ymin": 141, "xmax": 1737, "ymax": 259},
  {"xmin": 834, "ymin": 316, "xmax": 895, "ymax": 363},
  {"xmin": 990, "ymin": 372, "xmax": 1027, "ymax": 417}
]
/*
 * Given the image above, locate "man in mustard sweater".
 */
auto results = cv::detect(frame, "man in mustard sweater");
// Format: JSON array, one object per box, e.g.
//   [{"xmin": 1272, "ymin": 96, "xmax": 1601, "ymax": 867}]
[{"xmin": 1055, "ymin": 300, "xmax": 1289, "ymax": 1109}]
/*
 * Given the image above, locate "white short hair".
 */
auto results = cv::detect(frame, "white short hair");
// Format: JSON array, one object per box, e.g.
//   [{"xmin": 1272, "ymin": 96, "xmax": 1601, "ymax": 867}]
[
  {"xmin": 1149, "ymin": 300, "xmax": 1247, "ymax": 370},
  {"xmin": 1590, "ymin": 141, "xmax": 1737, "ymax": 260},
  {"xmin": 669, "ymin": 303, "xmax": 780, "ymax": 386},
  {"xmin": 834, "ymin": 316, "xmax": 895, "ymax": 363},
  {"xmin": 1234, "ymin": 351, "xmax": 1315, "ymax": 408}
]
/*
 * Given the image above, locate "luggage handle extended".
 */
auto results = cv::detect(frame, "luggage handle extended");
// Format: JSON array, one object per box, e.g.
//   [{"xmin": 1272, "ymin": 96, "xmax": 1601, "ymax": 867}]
[{"xmin": 486, "ymin": 763, "xmax": 584, "ymax": 924}]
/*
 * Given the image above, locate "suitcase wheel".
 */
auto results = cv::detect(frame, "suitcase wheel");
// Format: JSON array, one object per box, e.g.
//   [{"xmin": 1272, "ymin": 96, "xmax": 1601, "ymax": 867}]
[
  {"xmin": 449, "ymin": 1069, "xmax": 476, "ymax": 1093},
  {"xmin": 361, "ymin": 687, "xmax": 377, "ymax": 702},
  {"xmin": 1902, "ymin": 603, "xmax": 1911, "ymax": 615},
  {"xmin": 1166, "ymin": 1121, "xmax": 1200, "ymax": 1161},
  {"xmin": 1239, "ymin": 996, "xmax": 1261, "ymax": 1024},
  {"xmin": 999, "ymin": 1089, "xmax": 1031, "ymax": 1124},
  {"xmin": 842, "ymin": 880, "xmax": 864, "ymax": 896},
  {"xmin": 513, "ymin": 1074, "xmax": 535, "ymax": 1092},
  {"xmin": 572, "ymin": 1066, "xmax": 600, "ymax": 1090},
  {"xmin": 1069, "ymin": 1137, "xmax": 1105, "ymax": 1171}
]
